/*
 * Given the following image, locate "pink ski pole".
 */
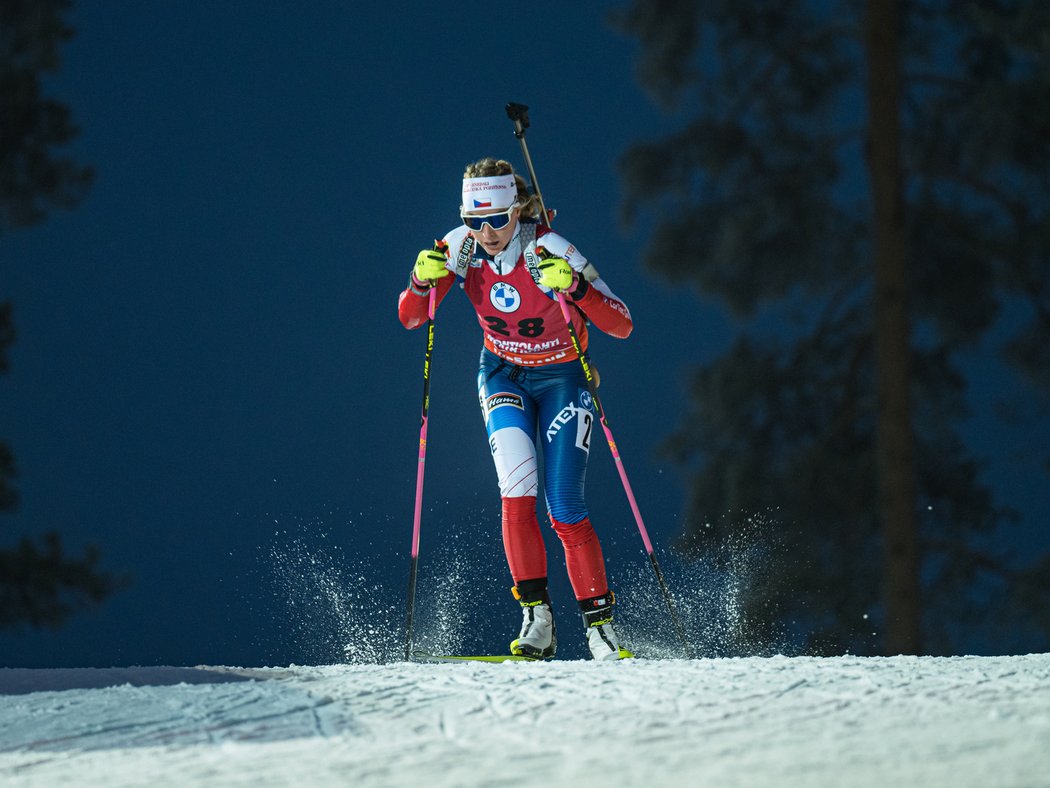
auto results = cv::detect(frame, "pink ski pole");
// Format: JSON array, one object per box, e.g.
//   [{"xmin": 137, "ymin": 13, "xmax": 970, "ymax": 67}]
[
  {"xmin": 404, "ymin": 274, "xmax": 438, "ymax": 661},
  {"xmin": 507, "ymin": 101, "xmax": 694, "ymax": 658}
]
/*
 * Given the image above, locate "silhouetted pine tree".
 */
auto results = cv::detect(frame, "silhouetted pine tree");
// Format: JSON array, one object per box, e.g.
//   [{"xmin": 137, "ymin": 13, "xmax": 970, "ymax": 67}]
[
  {"xmin": 616, "ymin": 0, "xmax": 1050, "ymax": 655},
  {"xmin": 1, "ymin": 0, "xmax": 124, "ymax": 631}
]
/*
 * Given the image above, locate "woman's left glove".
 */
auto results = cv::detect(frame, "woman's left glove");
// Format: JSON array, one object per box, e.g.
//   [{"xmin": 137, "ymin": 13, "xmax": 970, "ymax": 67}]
[{"xmin": 536, "ymin": 256, "xmax": 577, "ymax": 292}]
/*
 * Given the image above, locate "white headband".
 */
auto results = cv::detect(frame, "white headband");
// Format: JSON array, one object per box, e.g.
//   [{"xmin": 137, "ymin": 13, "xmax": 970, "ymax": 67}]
[{"xmin": 462, "ymin": 174, "xmax": 518, "ymax": 213}]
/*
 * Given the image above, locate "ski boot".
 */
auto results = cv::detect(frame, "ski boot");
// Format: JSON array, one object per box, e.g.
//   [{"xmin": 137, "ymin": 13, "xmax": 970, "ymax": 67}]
[
  {"xmin": 580, "ymin": 592, "xmax": 632, "ymax": 661},
  {"xmin": 510, "ymin": 578, "xmax": 557, "ymax": 659}
]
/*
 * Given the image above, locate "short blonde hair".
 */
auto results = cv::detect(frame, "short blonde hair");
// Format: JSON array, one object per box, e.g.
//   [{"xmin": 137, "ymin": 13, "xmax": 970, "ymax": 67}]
[{"xmin": 463, "ymin": 157, "xmax": 540, "ymax": 219}]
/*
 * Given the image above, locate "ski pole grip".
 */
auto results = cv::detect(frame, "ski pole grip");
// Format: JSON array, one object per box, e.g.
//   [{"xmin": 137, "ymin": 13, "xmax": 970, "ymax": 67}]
[{"xmin": 505, "ymin": 102, "xmax": 530, "ymax": 138}]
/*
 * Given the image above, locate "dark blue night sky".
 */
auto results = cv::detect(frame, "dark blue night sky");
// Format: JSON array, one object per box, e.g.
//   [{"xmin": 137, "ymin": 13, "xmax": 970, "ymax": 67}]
[{"xmin": 2, "ymin": 4, "xmax": 1046, "ymax": 667}]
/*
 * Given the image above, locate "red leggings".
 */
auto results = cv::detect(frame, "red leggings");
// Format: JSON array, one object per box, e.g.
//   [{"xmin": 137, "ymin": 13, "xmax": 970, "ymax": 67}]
[{"xmin": 501, "ymin": 495, "xmax": 609, "ymax": 600}]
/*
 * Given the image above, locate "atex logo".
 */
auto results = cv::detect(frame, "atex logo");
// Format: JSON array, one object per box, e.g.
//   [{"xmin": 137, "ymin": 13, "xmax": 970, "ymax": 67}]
[
  {"xmin": 546, "ymin": 403, "xmax": 594, "ymax": 451},
  {"xmin": 489, "ymin": 282, "xmax": 520, "ymax": 313}
]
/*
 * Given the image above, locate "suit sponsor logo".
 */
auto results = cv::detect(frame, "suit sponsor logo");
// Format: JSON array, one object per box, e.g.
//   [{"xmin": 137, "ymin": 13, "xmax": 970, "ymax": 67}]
[
  {"xmin": 489, "ymin": 282, "xmax": 521, "ymax": 313},
  {"xmin": 485, "ymin": 392, "xmax": 524, "ymax": 413},
  {"xmin": 545, "ymin": 403, "xmax": 593, "ymax": 451}
]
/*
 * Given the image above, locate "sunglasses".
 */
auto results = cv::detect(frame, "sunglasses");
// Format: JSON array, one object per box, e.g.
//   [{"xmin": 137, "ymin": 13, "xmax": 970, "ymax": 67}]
[{"xmin": 461, "ymin": 204, "xmax": 518, "ymax": 232}]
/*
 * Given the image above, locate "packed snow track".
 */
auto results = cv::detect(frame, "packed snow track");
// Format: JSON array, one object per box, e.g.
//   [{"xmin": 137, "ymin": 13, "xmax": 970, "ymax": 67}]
[{"xmin": 1, "ymin": 654, "xmax": 1048, "ymax": 786}]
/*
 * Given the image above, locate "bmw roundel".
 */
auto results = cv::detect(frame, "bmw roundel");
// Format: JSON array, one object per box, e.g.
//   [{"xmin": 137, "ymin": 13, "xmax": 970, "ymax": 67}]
[{"xmin": 489, "ymin": 282, "xmax": 521, "ymax": 313}]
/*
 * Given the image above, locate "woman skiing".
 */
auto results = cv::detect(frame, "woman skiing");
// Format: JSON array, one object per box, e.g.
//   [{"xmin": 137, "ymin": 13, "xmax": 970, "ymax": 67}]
[{"xmin": 397, "ymin": 157, "xmax": 633, "ymax": 661}]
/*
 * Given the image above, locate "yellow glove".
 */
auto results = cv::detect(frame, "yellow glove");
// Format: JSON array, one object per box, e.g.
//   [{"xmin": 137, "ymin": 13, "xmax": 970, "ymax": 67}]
[
  {"xmin": 537, "ymin": 256, "xmax": 575, "ymax": 291},
  {"xmin": 414, "ymin": 248, "xmax": 450, "ymax": 284}
]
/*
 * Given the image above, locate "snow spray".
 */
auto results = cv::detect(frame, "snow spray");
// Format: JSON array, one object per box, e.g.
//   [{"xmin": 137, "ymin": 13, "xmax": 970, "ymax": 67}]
[
  {"xmin": 263, "ymin": 509, "xmax": 506, "ymax": 664},
  {"xmin": 613, "ymin": 508, "xmax": 790, "ymax": 658}
]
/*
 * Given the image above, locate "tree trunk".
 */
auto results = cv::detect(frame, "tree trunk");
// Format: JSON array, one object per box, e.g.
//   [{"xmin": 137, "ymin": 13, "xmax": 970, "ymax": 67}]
[{"xmin": 865, "ymin": 0, "xmax": 922, "ymax": 655}]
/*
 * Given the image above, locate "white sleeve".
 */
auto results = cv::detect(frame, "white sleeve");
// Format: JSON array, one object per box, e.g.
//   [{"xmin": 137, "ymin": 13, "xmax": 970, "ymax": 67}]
[
  {"xmin": 533, "ymin": 230, "xmax": 587, "ymax": 273},
  {"xmin": 441, "ymin": 225, "xmax": 475, "ymax": 277},
  {"xmin": 537, "ymin": 230, "xmax": 627, "ymax": 306}
]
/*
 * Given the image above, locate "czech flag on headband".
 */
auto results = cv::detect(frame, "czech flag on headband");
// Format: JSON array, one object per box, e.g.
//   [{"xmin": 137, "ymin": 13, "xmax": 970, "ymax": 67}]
[{"xmin": 462, "ymin": 174, "xmax": 517, "ymax": 212}]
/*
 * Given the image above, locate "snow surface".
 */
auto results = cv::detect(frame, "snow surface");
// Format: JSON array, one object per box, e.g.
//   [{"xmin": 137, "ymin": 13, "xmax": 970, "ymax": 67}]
[{"xmin": 1, "ymin": 654, "xmax": 1048, "ymax": 787}]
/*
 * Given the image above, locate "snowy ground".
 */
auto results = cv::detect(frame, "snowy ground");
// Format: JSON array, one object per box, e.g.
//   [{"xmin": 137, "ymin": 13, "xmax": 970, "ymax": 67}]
[{"xmin": 1, "ymin": 654, "xmax": 1048, "ymax": 787}]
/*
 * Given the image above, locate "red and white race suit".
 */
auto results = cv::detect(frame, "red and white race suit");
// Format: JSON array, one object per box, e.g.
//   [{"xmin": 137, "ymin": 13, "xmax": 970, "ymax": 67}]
[{"xmin": 397, "ymin": 220, "xmax": 633, "ymax": 602}]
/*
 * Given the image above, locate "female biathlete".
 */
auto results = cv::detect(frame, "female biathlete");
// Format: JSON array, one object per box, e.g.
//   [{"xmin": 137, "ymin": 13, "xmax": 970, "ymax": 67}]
[{"xmin": 397, "ymin": 157, "xmax": 634, "ymax": 660}]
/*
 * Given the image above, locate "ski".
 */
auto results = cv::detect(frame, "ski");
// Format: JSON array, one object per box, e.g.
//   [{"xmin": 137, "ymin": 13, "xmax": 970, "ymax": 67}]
[
  {"xmin": 410, "ymin": 648, "xmax": 635, "ymax": 664},
  {"xmin": 410, "ymin": 650, "xmax": 542, "ymax": 664}
]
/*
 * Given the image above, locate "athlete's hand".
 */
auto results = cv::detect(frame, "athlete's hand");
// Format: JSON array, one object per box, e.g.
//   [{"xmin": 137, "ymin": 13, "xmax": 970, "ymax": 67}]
[
  {"xmin": 414, "ymin": 248, "xmax": 450, "ymax": 284},
  {"xmin": 536, "ymin": 256, "xmax": 576, "ymax": 292}
]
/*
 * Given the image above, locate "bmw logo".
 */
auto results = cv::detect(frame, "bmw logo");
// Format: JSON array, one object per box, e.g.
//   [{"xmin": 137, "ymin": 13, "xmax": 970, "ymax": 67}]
[
  {"xmin": 489, "ymin": 282, "xmax": 520, "ymax": 313},
  {"xmin": 580, "ymin": 390, "xmax": 594, "ymax": 411}
]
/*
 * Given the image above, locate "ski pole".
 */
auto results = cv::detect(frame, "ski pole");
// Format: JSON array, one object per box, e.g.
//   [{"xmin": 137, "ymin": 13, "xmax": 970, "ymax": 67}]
[
  {"xmin": 404, "ymin": 262, "xmax": 440, "ymax": 661},
  {"xmin": 505, "ymin": 102, "xmax": 695, "ymax": 659}
]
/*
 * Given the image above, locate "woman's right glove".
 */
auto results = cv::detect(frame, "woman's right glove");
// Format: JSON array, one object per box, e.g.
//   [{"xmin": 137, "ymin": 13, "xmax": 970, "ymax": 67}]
[
  {"xmin": 413, "ymin": 248, "xmax": 450, "ymax": 286},
  {"xmin": 535, "ymin": 246, "xmax": 587, "ymax": 299},
  {"xmin": 536, "ymin": 256, "xmax": 574, "ymax": 292}
]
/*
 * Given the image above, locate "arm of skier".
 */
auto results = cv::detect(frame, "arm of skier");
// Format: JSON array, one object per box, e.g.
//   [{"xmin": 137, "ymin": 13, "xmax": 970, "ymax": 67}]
[
  {"xmin": 535, "ymin": 233, "xmax": 633, "ymax": 339},
  {"xmin": 535, "ymin": 250, "xmax": 633, "ymax": 339},
  {"xmin": 397, "ymin": 245, "xmax": 456, "ymax": 329},
  {"xmin": 568, "ymin": 276, "xmax": 633, "ymax": 339}
]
